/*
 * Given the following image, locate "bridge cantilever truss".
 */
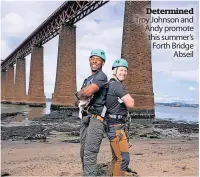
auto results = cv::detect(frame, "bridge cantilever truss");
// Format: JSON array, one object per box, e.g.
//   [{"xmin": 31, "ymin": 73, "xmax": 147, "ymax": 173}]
[
  {"xmin": 1, "ymin": 1, "xmax": 109, "ymax": 70},
  {"xmin": 1, "ymin": 1, "xmax": 155, "ymax": 116}
]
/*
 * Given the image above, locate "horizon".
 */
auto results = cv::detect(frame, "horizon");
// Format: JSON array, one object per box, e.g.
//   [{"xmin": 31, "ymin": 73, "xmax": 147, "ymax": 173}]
[{"xmin": 45, "ymin": 97, "xmax": 199, "ymax": 105}]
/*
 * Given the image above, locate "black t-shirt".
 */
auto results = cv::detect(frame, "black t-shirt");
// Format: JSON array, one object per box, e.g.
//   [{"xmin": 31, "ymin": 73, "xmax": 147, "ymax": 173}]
[
  {"xmin": 106, "ymin": 78, "xmax": 128, "ymax": 124},
  {"xmin": 81, "ymin": 70, "xmax": 108, "ymax": 117}
]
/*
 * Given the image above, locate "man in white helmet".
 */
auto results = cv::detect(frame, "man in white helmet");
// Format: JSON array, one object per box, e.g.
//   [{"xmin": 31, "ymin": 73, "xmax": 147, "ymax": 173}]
[{"xmin": 105, "ymin": 58, "xmax": 136, "ymax": 176}]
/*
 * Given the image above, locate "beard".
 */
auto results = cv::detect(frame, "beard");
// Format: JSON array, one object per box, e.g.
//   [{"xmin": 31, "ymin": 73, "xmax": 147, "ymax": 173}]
[{"xmin": 91, "ymin": 65, "xmax": 102, "ymax": 72}]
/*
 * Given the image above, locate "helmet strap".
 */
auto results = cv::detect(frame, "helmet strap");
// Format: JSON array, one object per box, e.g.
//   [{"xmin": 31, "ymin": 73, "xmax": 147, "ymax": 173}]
[
  {"xmin": 113, "ymin": 68, "xmax": 117, "ymax": 75},
  {"xmin": 113, "ymin": 67, "xmax": 122, "ymax": 82}
]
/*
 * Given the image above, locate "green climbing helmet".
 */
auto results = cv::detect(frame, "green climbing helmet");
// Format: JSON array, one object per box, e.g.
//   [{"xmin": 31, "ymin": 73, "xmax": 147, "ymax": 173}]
[
  {"xmin": 90, "ymin": 49, "xmax": 106, "ymax": 61},
  {"xmin": 112, "ymin": 58, "xmax": 128, "ymax": 70}
]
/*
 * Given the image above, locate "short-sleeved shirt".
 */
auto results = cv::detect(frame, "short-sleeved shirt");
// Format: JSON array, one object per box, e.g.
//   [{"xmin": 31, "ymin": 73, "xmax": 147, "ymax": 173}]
[
  {"xmin": 105, "ymin": 78, "xmax": 128, "ymax": 124},
  {"xmin": 81, "ymin": 70, "xmax": 108, "ymax": 117}
]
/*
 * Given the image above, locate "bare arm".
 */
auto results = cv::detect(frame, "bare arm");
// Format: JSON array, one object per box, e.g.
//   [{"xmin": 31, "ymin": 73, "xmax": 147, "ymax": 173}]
[
  {"xmin": 76, "ymin": 83, "xmax": 99, "ymax": 100},
  {"xmin": 121, "ymin": 94, "xmax": 135, "ymax": 108}
]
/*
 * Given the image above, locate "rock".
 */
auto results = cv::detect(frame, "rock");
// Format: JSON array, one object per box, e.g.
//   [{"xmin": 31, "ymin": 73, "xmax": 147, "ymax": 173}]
[
  {"xmin": 2, "ymin": 110, "xmax": 198, "ymax": 143},
  {"xmin": 71, "ymin": 131, "xmax": 80, "ymax": 136},
  {"xmin": 62, "ymin": 139, "xmax": 80, "ymax": 143},
  {"xmin": 1, "ymin": 112, "xmax": 21, "ymax": 118},
  {"xmin": 163, "ymin": 170, "xmax": 168, "ymax": 173},
  {"xmin": 134, "ymin": 153, "xmax": 143, "ymax": 156},
  {"xmin": 138, "ymin": 130, "xmax": 161, "ymax": 139},
  {"xmin": 139, "ymin": 134, "xmax": 147, "ymax": 138},
  {"xmin": 1, "ymin": 125, "xmax": 46, "ymax": 140},
  {"xmin": 153, "ymin": 119, "xmax": 199, "ymax": 134},
  {"xmin": 60, "ymin": 172, "xmax": 69, "ymax": 176},
  {"xmin": 182, "ymin": 165, "xmax": 187, "ymax": 170},
  {"xmin": 1, "ymin": 112, "xmax": 23, "ymax": 122},
  {"xmin": 34, "ymin": 111, "xmax": 80, "ymax": 124},
  {"xmin": 54, "ymin": 123, "xmax": 80, "ymax": 132},
  {"xmin": 24, "ymin": 134, "xmax": 46, "ymax": 140},
  {"xmin": 149, "ymin": 135, "xmax": 160, "ymax": 139},
  {"xmin": 1, "ymin": 172, "xmax": 10, "ymax": 176}
]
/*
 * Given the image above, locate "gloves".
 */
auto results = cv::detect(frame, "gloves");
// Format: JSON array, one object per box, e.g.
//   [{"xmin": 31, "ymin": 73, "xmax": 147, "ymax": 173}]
[
  {"xmin": 78, "ymin": 99, "xmax": 91, "ymax": 119},
  {"xmin": 78, "ymin": 99, "xmax": 90, "ymax": 108}
]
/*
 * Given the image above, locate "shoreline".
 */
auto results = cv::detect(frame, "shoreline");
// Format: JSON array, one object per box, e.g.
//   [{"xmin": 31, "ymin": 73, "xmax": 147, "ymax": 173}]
[
  {"xmin": 1, "ymin": 102, "xmax": 199, "ymax": 123},
  {"xmin": 1, "ymin": 110, "xmax": 199, "ymax": 141}
]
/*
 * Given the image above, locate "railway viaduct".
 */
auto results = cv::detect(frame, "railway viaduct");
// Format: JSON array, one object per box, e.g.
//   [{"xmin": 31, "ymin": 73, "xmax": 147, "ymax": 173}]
[{"xmin": 1, "ymin": 1, "xmax": 155, "ymax": 118}]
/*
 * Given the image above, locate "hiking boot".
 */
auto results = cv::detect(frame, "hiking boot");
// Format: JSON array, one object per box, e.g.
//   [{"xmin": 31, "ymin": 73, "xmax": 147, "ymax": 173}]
[{"xmin": 125, "ymin": 167, "xmax": 138, "ymax": 176}]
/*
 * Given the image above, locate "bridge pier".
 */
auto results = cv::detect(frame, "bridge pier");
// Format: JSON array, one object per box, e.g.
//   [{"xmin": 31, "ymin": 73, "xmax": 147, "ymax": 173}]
[
  {"xmin": 4, "ymin": 65, "xmax": 15, "ymax": 103},
  {"xmin": 122, "ymin": 1, "xmax": 155, "ymax": 118},
  {"xmin": 13, "ymin": 58, "xmax": 27, "ymax": 104},
  {"xmin": 1, "ymin": 70, "xmax": 6, "ymax": 102},
  {"xmin": 27, "ymin": 45, "xmax": 46, "ymax": 107},
  {"xmin": 51, "ymin": 24, "xmax": 76, "ymax": 110}
]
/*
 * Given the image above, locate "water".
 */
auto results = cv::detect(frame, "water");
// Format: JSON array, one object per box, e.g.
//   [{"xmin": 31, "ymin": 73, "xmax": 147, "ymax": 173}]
[
  {"xmin": 155, "ymin": 105, "xmax": 199, "ymax": 123},
  {"xmin": 1, "ymin": 102, "xmax": 199, "ymax": 123},
  {"xmin": 1, "ymin": 102, "xmax": 51, "ymax": 122}
]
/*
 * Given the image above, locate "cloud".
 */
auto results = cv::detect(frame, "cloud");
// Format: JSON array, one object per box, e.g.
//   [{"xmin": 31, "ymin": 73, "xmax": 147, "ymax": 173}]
[
  {"xmin": 1, "ymin": 1, "xmax": 64, "ymax": 42},
  {"xmin": 188, "ymin": 86, "xmax": 197, "ymax": 91},
  {"xmin": 170, "ymin": 70, "xmax": 199, "ymax": 82},
  {"xmin": 1, "ymin": 40, "xmax": 12, "ymax": 59},
  {"xmin": 155, "ymin": 95, "xmax": 197, "ymax": 103},
  {"xmin": 152, "ymin": 43, "xmax": 199, "ymax": 82},
  {"xmin": 1, "ymin": 13, "xmax": 25, "ymax": 35}
]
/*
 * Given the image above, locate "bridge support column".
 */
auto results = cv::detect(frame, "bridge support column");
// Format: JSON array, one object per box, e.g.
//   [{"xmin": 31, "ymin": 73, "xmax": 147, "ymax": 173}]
[
  {"xmin": 1, "ymin": 70, "xmax": 6, "ymax": 102},
  {"xmin": 28, "ymin": 45, "xmax": 46, "ymax": 107},
  {"xmin": 121, "ymin": 1, "xmax": 155, "ymax": 118},
  {"xmin": 4, "ymin": 65, "xmax": 15, "ymax": 103},
  {"xmin": 51, "ymin": 24, "xmax": 76, "ymax": 110},
  {"xmin": 13, "ymin": 58, "xmax": 27, "ymax": 104}
]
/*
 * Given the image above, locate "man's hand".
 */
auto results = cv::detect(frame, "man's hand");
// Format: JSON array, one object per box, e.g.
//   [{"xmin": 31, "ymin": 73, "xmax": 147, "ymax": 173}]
[
  {"xmin": 75, "ymin": 90, "xmax": 89, "ymax": 100},
  {"xmin": 78, "ymin": 99, "xmax": 91, "ymax": 108},
  {"xmin": 78, "ymin": 99, "xmax": 91, "ymax": 119},
  {"xmin": 74, "ymin": 99, "xmax": 79, "ymax": 107},
  {"xmin": 76, "ymin": 84, "xmax": 99, "ymax": 99},
  {"xmin": 74, "ymin": 95, "xmax": 80, "ymax": 107}
]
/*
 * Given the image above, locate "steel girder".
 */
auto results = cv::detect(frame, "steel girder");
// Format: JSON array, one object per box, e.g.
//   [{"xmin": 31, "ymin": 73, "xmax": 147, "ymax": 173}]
[{"xmin": 1, "ymin": 1, "xmax": 109, "ymax": 71}]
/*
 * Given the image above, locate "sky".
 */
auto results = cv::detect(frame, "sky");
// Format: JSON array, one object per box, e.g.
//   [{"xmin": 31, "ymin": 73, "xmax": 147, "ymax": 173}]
[{"xmin": 1, "ymin": 1, "xmax": 199, "ymax": 104}]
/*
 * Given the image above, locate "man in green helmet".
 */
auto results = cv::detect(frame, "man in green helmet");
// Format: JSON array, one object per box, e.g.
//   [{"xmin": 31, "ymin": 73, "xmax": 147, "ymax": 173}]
[
  {"xmin": 105, "ymin": 58, "xmax": 136, "ymax": 176},
  {"xmin": 75, "ymin": 49, "xmax": 108, "ymax": 176}
]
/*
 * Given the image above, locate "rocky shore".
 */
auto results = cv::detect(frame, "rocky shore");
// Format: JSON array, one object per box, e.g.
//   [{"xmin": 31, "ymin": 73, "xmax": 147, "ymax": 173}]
[{"xmin": 1, "ymin": 110, "xmax": 199, "ymax": 142}]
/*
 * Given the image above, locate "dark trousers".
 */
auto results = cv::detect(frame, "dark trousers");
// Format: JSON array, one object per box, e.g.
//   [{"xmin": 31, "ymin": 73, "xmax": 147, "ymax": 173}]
[{"xmin": 80, "ymin": 115, "xmax": 105, "ymax": 176}]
